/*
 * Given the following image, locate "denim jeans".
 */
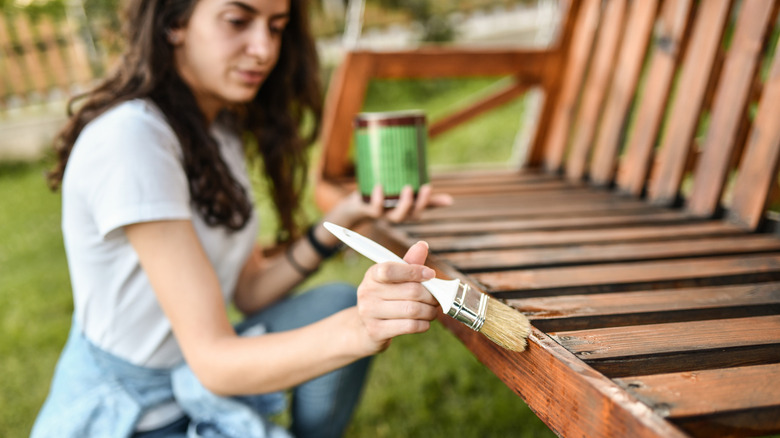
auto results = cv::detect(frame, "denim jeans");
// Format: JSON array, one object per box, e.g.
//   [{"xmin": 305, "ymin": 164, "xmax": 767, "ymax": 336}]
[{"xmin": 134, "ymin": 282, "xmax": 371, "ymax": 438}]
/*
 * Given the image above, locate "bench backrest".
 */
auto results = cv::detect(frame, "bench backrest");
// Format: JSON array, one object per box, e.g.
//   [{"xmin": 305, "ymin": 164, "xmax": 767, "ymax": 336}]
[
  {"xmin": 316, "ymin": 1, "xmax": 780, "ymax": 232},
  {"xmin": 550, "ymin": 0, "xmax": 780, "ymax": 232}
]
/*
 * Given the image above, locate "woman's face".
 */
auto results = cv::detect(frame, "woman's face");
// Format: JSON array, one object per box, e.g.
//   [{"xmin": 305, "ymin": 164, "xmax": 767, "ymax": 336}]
[{"xmin": 170, "ymin": 0, "xmax": 290, "ymax": 121}]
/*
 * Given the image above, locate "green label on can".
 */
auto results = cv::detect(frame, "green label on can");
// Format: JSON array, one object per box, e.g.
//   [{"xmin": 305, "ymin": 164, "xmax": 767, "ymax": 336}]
[{"xmin": 355, "ymin": 124, "xmax": 429, "ymax": 198}]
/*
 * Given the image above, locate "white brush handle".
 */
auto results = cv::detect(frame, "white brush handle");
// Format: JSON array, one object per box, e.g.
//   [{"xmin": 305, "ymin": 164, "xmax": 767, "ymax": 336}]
[{"xmin": 323, "ymin": 222, "xmax": 459, "ymax": 313}]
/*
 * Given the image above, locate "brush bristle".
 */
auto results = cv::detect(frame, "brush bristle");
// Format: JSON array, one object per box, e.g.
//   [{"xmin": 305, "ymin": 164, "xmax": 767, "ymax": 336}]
[{"xmin": 480, "ymin": 297, "xmax": 530, "ymax": 352}]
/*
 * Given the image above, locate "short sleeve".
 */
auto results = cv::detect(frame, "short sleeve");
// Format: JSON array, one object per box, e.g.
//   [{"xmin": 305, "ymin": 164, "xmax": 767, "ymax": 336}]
[{"xmin": 69, "ymin": 101, "xmax": 192, "ymax": 238}]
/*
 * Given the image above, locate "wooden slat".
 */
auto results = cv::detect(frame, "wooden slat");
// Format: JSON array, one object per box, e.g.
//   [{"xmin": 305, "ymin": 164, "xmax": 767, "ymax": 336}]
[
  {"xmin": 430, "ymin": 168, "xmax": 550, "ymax": 185},
  {"xmin": 543, "ymin": 0, "xmax": 601, "ymax": 171},
  {"xmin": 401, "ymin": 210, "xmax": 691, "ymax": 236},
  {"xmin": 686, "ymin": 0, "xmax": 778, "ymax": 218},
  {"xmin": 617, "ymin": 0, "xmax": 694, "ymax": 196},
  {"xmin": 425, "ymin": 187, "xmax": 611, "ymax": 209},
  {"xmin": 37, "ymin": 17, "xmax": 70, "ymax": 90},
  {"xmin": 62, "ymin": 19, "xmax": 92, "ymax": 85},
  {"xmin": 647, "ymin": 0, "xmax": 733, "ymax": 205},
  {"xmin": 618, "ymin": 363, "xmax": 780, "ymax": 418},
  {"xmin": 524, "ymin": 0, "xmax": 580, "ymax": 167},
  {"xmin": 420, "ymin": 198, "xmax": 652, "ymax": 222},
  {"xmin": 617, "ymin": 364, "xmax": 780, "ymax": 436},
  {"xmin": 14, "ymin": 15, "xmax": 49, "ymax": 95},
  {"xmin": 552, "ymin": 315, "xmax": 780, "ymax": 360},
  {"xmin": 0, "ymin": 16, "xmax": 28, "ymax": 98},
  {"xmin": 428, "ymin": 79, "xmax": 531, "ymax": 139},
  {"xmin": 426, "ymin": 221, "xmax": 740, "ymax": 251},
  {"xmin": 565, "ymin": 0, "xmax": 627, "ymax": 181},
  {"xmin": 589, "ymin": 0, "xmax": 660, "ymax": 186},
  {"xmin": 319, "ymin": 51, "xmax": 374, "ymax": 180},
  {"xmin": 514, "ymin": 283, "xmax": 780, "ymax": 320},
  {"xmin": 370, "ymin": 49, "xmax": 550, "ymax": 79},
  {"xmin": 440, "ymin": 234, "xmax": 780, "ymax": 271},
  {"xmin": 428, "ymin": 178, "xmax": 576, "ymax": 197},
  {"xmin": 512, "ymin": 283, "xmax": 780, "ymax": 333},
  {"xmin": 728, "ymin": 34, "xmax": 780, "ymax": 230},
  {"xmin": 472, "ymin": 253, "xmax": 780, "ymax": 296}
]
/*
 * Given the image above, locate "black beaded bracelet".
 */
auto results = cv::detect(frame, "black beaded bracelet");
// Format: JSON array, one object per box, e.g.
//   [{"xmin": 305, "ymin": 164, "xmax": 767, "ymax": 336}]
[
  {"xmin": 285, "ymin": 244, "xmax": 315, "ymax": 277},
  {"xmin": 307, "ymin": 223, "xmax": 343, "ymax": 259}
]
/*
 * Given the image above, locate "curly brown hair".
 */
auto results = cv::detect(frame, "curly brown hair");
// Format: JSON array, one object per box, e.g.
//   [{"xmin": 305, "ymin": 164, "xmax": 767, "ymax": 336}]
[{"xmin": 47, "ymin": 0, "xmax": 322, "ymax": 241}]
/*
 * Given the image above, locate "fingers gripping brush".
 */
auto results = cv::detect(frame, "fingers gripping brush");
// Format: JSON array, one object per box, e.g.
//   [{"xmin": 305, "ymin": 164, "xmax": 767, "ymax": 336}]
[{"xmin": 324, "ymin": 222, "xmax": 530, "ymax": 352}]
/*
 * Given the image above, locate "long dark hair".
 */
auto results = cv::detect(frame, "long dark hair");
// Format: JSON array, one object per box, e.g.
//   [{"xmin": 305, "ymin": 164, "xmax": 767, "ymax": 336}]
[{"xmin": 48, "ymin": 0, "xmax": 322, "ymax": 241}]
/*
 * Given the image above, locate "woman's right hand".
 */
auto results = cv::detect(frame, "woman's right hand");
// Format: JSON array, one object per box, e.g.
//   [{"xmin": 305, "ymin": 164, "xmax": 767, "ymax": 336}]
[{"xmin": 353, "ymin": 241, "xmax": 440, "ymax": 354}]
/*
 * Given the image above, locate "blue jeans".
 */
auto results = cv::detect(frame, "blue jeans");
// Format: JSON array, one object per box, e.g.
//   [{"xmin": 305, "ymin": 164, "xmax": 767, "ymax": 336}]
[{"xmin": 134, "ymin": 282, "xmax": 370, "ymax": 438}]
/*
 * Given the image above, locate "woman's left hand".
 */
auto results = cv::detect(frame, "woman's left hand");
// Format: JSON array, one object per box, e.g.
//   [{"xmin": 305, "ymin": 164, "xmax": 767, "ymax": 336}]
[{"xmin": 328, "ymin": 184, "xmax": 453, "ymax": 228}]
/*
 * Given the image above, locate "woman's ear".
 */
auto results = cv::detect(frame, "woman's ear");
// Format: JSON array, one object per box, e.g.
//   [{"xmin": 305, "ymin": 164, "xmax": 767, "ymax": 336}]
[{"xmin": 167, "ymin": 28, "xmax": 184, "ymax": 46}]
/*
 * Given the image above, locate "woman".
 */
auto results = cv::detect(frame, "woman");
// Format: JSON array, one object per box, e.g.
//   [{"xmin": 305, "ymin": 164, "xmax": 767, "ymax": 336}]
[{"xmin": 32, "ymin": 0, "xmax": 451, "ymax": 436}]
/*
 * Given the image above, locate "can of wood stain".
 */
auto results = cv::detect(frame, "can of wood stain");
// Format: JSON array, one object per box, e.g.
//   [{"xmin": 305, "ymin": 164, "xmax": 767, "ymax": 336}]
[{"xmin": 354, "ymin": 110, "xmax": 429, "ymax": 207}]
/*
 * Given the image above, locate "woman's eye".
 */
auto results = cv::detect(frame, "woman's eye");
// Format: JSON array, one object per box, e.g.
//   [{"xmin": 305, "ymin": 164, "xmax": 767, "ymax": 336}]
[{"xmin": 226, "ymin": 16, "xmax": 250, "ymax": 28}]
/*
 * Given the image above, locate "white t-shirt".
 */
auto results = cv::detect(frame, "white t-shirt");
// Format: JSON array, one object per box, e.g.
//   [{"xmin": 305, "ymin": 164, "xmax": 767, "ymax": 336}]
[{"xmin": 61, "ymin": 99, "xmax": 259, "ymax": 428}]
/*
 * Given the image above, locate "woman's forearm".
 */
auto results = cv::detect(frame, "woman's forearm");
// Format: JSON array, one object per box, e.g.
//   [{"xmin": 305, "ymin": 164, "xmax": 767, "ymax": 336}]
[{"xmin": 191, "ymin": 307, "xmax": 367, "ymax": 395}]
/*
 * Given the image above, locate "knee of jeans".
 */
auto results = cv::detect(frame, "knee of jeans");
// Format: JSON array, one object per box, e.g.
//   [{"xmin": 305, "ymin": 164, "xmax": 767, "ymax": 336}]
[{"xmin": 315, "ymin": 282, "xmax": 357, "ymax": 313}]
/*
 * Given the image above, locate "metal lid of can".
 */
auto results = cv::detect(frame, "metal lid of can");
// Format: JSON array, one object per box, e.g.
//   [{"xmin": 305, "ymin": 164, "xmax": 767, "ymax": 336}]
[{"xmin": 354, "ymin": 110, "xmax": 426, "ymax": 128}]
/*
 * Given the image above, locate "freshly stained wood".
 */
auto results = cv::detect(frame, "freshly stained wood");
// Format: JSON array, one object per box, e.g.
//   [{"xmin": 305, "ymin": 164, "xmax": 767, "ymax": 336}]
[
  {"xmin": 566, "ymin": 0, "xmax": 627, "ymax": 181},
  {"xmin": 590, "ymin": 0, "xmax": 660, "ymax": 185},
  {"xmin": 512, "ymin": 283, "xmax": 780, "ymax": 319},
  {"xmin": 314, "ymin": 1, "xmax": 780, "ymax": 436},
  {"xmin": 544, "ymin": 0, "xmax": 601, "ymax": 171},
  {"xmin": 436, "ymin": 315, "xmax": 689, "ymax": 438},
  {"xmin": 686, "ymin": 0, "xmax": 778, "ymax": 217},
  {"xmin": 616, "ymin": 363, "xmax": 780, "ymax": 418},
  {"xmin": 423, "ymin": 187, "xmax": 612, "ymax": 210},
  {"xmin": 511, "ymin": 283, "xmax": 780, "ymax": 333},
  {"xmin": 617, "ymin": 0, "xmax": 694, "ymax": 195},
  {"xmin": 551, "ymin": 315, "xmax": 780, "ymax": 360},
  {"xmin": 728, "ymin": 36, "xmax": 780, "ymax": 230},
  {"xmin": 425, "ymin": 221, "xmax": 740, "ymax": 251},
  {"xmin": 421, "ymin": 198, "xmax": 653, "ymax": 221},
  {"xmin": 439, "ymin": 234, "xmax": 780, "ymax": 270},
  {"xmin": 647, "ymin": 0, "xmax": 733, "ymax": 205},
  {"xmin": 401, "ymin": 210, "xmax": 691, "ymax": 236},
  {"xmin": 472, "ymin": 253, "xmax": 780, "ymax": 295}
]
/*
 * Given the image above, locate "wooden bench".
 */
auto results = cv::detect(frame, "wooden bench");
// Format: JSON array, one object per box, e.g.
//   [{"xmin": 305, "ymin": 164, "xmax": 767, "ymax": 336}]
[{"xmin": 314, "ymin": 1, "xmax": 780, "ymax": 436}]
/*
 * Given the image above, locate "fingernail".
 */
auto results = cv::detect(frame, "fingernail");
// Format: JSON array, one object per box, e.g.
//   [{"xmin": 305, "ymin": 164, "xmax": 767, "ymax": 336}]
[
  {"xmin": 417, "ymin": 241, "xmax": 429, "ymax": 249},
  {"xmin": 422, "ymin": 267, "xmax": 435, "ymax": 279}
]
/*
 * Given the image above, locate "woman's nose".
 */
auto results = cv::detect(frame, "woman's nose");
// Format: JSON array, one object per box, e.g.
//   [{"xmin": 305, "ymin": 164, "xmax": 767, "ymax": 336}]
[{"xmin": 246, "ymin": 26, "xmax": 275, "ymax": 63}]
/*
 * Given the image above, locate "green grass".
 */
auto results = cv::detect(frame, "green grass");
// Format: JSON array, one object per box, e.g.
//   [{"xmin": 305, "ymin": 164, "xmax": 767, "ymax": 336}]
[{"xmin": 0, "ymin": 78, "xmax": 553, "ymax": 437}]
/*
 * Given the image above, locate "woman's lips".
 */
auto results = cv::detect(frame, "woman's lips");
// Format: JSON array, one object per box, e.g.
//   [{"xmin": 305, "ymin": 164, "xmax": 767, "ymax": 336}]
[{"xmin": 236, "ymin": 69, "xmax": 266, "ymax": 85}]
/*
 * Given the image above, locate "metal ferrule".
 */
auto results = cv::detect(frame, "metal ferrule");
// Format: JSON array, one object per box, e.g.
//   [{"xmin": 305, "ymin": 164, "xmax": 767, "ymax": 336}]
[{"xmin": 446, "ymin": 282, "xmax": 488, "ymax": 332}]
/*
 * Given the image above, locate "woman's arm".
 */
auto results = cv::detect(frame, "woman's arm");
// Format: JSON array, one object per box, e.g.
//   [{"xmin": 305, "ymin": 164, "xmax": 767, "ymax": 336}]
[
  {"xmin": 233, "ymin": 184, "xmax": 453, "ymax": 314},
  {"xmin": 125, "ymin": 219, "xmax": 438, "ymax": 396}
]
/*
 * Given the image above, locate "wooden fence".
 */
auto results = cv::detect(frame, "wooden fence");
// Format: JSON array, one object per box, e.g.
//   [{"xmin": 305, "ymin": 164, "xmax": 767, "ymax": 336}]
[{"xmin": 0, "ymin": 14, "xmax": 98, "ymax": 110}]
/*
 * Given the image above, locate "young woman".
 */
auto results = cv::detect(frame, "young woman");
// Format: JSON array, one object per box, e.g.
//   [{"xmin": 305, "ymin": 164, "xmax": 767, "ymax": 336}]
[{"xmin": 31, "ymin": 0, "xmax": 451, "ymax": 436}]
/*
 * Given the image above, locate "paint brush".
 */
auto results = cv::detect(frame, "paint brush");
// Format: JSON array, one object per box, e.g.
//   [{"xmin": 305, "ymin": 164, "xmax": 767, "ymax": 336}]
[{"xmin": 323, "ymin": 222, "xmax": 530, "ymax": 352}]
